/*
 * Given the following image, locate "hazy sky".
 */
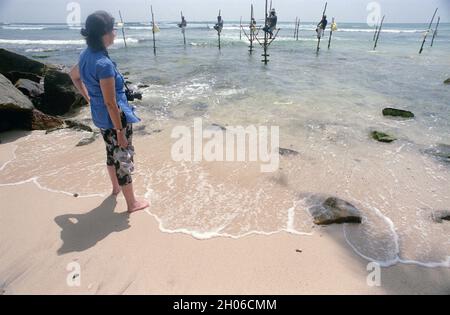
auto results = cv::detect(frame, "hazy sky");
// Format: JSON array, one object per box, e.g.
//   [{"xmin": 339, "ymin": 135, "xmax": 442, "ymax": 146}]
[{"xmin": 0, "ymin": 0, "xmax": 449, "ymax": 23}]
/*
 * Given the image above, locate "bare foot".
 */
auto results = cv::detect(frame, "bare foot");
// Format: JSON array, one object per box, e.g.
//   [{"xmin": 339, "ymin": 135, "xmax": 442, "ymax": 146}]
[{"xmin": 127, "ymin": 199, "xmax": 150, "ymax": 214}]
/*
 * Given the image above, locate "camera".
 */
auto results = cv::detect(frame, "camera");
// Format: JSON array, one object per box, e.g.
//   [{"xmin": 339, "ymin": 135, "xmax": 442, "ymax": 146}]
[{"xmin": 125, "ymin": 89, "xmax": 143, "ymax": 102}]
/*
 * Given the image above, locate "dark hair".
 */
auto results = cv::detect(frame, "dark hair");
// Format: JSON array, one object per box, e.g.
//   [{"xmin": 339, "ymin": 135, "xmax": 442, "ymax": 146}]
[{"xmin": 81, "ymin": 11, "xmax": 115, "ymax": 51}]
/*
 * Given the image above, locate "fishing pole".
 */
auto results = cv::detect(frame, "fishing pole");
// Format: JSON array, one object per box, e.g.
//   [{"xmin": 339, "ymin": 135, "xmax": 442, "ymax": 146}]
[
  {"xmin": 373, "ymin": 15, "xmax": 385, "ymax": 50},
  {"xmin": 118, "ymin": 10, "xmax": 127, "ymax": 48},
  {"xmin": 430, "ymin": 16, "xmax": 440, "ymax": 47},
  {"xmin": 419, "ymin": 8, "xmax": 438, "ymax": 54}
]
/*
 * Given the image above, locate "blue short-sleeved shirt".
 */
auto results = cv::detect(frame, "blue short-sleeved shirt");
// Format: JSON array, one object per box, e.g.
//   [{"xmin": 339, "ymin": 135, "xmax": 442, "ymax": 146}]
[{"xmin": 78, "ymin": 47, "xmax": 141, "ymax": 129}]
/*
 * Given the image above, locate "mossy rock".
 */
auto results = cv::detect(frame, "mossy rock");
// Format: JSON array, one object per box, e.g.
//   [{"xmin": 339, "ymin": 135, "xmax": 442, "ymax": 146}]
[
  {"xmin": 444, "ymin": 78, "xmax": 450, "ymax": 85},
  {"xmin": 382, "ymin": 108, "xmax": 415, "ymax": 118},
  {"xmin": 371, "ymin": 131, "xmax": 397, "ymax": 143}
]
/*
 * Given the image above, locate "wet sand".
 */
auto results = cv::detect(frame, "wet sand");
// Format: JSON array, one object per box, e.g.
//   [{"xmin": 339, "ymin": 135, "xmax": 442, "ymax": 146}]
[{"xmin": 0, "ymin": 130, "xmax": 449, "ymax": 294}]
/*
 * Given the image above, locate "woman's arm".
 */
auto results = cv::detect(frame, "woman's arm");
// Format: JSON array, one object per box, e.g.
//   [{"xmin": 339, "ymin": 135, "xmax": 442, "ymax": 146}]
[
  {"xmin": 100, "ymin": 77, "xmax": 128, "ymax": 148},
  {"xmin": 69, "ymin": 64, "xmax": 90, "ymax": 104}
]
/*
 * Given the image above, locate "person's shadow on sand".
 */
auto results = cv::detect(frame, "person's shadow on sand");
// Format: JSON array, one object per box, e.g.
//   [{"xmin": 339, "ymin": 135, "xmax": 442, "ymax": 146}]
[{"xmin": 54, "ymin": 195, "xmax": 130, "ymax": 255}]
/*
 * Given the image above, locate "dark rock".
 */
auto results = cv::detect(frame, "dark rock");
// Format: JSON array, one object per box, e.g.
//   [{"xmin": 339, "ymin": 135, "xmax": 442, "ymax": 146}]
[
  {"xmin": 31, "ymin": 55, "xmax": 50, "ymax": 59},
  {"xmin": 371, "ymin": 131, "xmax": 396, "ymax": 143},
  {"xmin": 279, "ymin": 147, "xmax": 299, "ymax": 156},
  {"xmin": 64, "ymin": 119, "xmax": 93, "ymax": 132},
  {"xmin": 122, "ymin": 71, "xmax": 131, "ymax": 76},
  {"xmin": 444, "ymin": 78, "xmax": 450, "ymax": 85},
  {"xmin": 41, "ymin": 67, "xmax": 87, "ymax": 116},
  {"xmin": 310, "ymin": 197, "xmax": 362, "ymax": 225},
  {"xmin": 137, "ymin": 83, "xmax": 150, "ymax": 88},
  {"xmin": 15, "ymin": 79, "xmax": 44, "ymax": 98},
  {"xmin": 0, "ymin": 73, "xmax": 34, "ymax": 131},
  {"xmin": 382, "ymin": 108, "xmax": 415, "ymax": 118},
  {"xmin": 424, "ymin": 144, "xmax": 450, "ymax": 164},
  {"xmin": 0, "ymin": 48, "xmax": 46, "ymax": 76},
  {"xmin": 73, "ymin": 193, "xmax": 79, "ymax": 198},
  {"xmin": 4, "ymin": 71, "xmax": 42, "ymax": 85},
  {"xmin": 76, "ymin": 132, "xmax": 99, "ymax": 147},
  {"xmin": 31, "ymin": 109, "xmax": 64, "ymax": 130},
  {"xmin": 431, "ymin": 210, "xmax": 450, "ymax": 223},
  {"xmin": 211, "ymin": 123, "xmax": 226, "ymax": 131}
]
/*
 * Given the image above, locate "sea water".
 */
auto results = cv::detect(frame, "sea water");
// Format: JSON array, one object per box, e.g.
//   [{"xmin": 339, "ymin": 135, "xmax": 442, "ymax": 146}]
[{"xmin": 1, "ymin": 21, "xmax": 449, "ymax": 268}]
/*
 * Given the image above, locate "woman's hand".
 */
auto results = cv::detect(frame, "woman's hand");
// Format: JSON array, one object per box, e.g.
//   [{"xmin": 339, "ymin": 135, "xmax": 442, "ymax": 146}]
[{"xmin": 117, "ymin": 131, "xmax": 128, "ymax": 149}]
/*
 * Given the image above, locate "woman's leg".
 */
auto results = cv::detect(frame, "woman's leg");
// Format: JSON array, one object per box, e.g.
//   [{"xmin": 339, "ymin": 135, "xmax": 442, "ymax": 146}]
[
  {"xmin": 112, "ymin": 124, "xmax": 149, "ymax": 213},
  {"xmin": 101, "ymin": 129, "xmax": 122, "ymax": 195},
  {"xmin": 107, "ymin": 165, "xmax": 121, "ymax": 195}
]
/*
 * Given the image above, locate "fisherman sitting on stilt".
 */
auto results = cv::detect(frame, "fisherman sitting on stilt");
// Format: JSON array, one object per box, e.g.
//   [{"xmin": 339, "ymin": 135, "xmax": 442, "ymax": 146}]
[
  {"xmin": 214, "ymin": 15, "xmax": 224, "ymax": 33},
  {"xmin": 263, "ymin": 8, "xmax": 278, "ymax": 39},
  {"xmin": 251, "ymin": 17, "xmax": 257, "ymax": 31},
  {"xmin": 316, "ymin": 14, "xmax": 328, "ymax": 39},
  {"xmin": 178, "ymin": 15, "xmax": 187, "ymax": 33}
]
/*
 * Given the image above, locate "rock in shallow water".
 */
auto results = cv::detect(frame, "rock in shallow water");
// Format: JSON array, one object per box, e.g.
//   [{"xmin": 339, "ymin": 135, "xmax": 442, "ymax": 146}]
[
  {"xmin": 382, "ymin": 108, "xmax": 415, "ymax": 118},
  {"xmin": 76, "ymin": 132, "xmax": 99, "ymax": 147},
  {"xmin": 310, "ymin": 197, "xmax": 362, "ymax": 225},
  {"xmin": 431, "ymin": 210, "xmax": 450, "ymax": 223},
  {"xmin": 444, "ymin": 78, "xmax": 450, "ymax": 85},
  {"xmin": 424, "ymin": 144, "xmax": 450, "ymax": 164},
  {"xmin": 371, "ymin": 131, "xmax": 397, "ymax": 143},
  {"xmin": 279, "ymin": 147, "xmax": 299, "ymax": 156}
]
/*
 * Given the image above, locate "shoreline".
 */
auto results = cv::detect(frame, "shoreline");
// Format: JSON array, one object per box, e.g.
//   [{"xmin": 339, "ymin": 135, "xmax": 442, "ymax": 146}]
[
  {"xmin": 1, "ymin": 130, "xmax": 450, "ymax": 294},
  {"xmin": 1, "ymin": 178, "xmax": 450, "ymax": 294}
]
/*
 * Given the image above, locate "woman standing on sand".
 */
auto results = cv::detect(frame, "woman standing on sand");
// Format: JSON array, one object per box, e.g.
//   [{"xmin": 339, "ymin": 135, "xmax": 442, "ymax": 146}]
[{"xmin": 69, "ymin": 11, "xmax": 149, "ymax": 214}]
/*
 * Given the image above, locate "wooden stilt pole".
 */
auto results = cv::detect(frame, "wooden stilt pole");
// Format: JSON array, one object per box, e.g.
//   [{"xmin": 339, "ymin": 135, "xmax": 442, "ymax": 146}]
[
  {"xmin": 373, "ymin": 15, "xmax": 385, "ymax": 50},
  {"xmin": 419, "ymin": 8, "xmax": 438, "ymax": 54},
  {"xmin": 294, "ymin": 17, "xmax": 298, "ymax": 39},
  {"xmin": 316, "ymin": 2, "xmax": 328, "ymax": 54},
  {"xmin": 151, "ymin": 5, "xmax": 156, "ymax": 55},
  {"xmin": 240, "ymin": 16, "xmax": 242, "ymax": 40},
  {"xmin": 118, "ymin": 10, "xmax": 127, "ymax": 48},
  {"xmin": 373, "ymin": 19, "xmax": 379, "ymax": 41},
  {"xmin": 181, "ymin": 11, "xmax": 186, "ymax": 46},
  {"xmin": 296, "ymin": 18, "xmax": 300, "ymax": 40},
  {"xmin": 262, "ymin": 0, "xmax": 269, "ymax": 64},
  {"xmin": 217, "ymin": 9, "xmax": 222, "ymax": 50},
  {"xmin": 250, "ymin": 4, "xmax": 255, "ymax": 54},
  {"xmin": 328, "ymin": 17, "xmax": 335, "ymax": 49},
  {"xmin": 430, "ymin": 16, "xmax": 440, "ymax": 47}
]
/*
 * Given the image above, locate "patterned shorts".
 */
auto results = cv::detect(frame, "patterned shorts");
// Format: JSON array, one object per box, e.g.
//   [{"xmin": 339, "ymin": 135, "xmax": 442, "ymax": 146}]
[{"xmin": 100, "ymin": 113, "xmax": 135, "ymax": 186}]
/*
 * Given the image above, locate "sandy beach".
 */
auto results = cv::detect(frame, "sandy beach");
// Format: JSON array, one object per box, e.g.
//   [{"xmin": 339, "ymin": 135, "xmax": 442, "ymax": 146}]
[{"xmin": 1, "ymin": 130, "xmax": 449, "ymax": 295}]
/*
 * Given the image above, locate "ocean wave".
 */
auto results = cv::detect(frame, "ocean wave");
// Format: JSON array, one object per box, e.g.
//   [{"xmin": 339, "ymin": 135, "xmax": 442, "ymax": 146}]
[
  {"xmin": 2, "ymin": 26, "xmax": 46, "ymax": 30},
  {"xmin": 337, "ymin": 28, "xmax": 424, "ymax": 33},
  {"xmin": 0, "ymin": 37, "xmax": 140, "ymax": 45}
]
